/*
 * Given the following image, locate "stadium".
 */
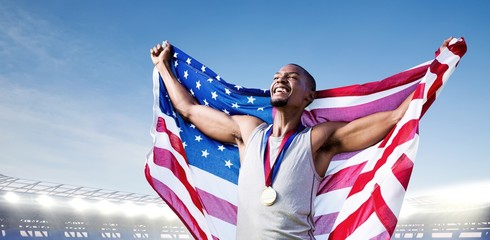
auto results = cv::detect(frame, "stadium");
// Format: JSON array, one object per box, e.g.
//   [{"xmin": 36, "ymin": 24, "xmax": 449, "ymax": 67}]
[{"xmin": 1, "ymin": 173, "xmax": 488, "ymax": 239}]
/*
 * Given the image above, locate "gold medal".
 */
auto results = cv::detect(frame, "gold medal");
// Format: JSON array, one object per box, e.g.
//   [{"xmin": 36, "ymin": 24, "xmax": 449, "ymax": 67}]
[{"xmin": 261, "ymin": 186, "xmax": 277, "ymax": 206}]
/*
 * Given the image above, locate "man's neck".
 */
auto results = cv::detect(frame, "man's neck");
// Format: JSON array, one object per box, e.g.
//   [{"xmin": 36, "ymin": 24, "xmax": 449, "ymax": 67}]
[{"xmin": 271, "ymin": 108, "xmax": 303, "ymax": 137}]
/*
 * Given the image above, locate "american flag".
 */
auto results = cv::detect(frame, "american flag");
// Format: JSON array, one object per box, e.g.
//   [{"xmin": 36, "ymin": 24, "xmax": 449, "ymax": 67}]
[{"xmin": 145, "ymin": 38, "xmax": 467, "ymax": 239}]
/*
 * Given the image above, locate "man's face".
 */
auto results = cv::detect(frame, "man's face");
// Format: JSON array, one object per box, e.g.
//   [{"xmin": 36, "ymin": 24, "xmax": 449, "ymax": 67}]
[{"xmin": 270, "ymin": 64, "xmax": 311, "ymax": 108}]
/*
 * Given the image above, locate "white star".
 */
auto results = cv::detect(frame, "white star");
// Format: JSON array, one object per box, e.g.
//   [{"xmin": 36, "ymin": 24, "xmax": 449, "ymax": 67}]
[
  {"xmin": 223, "ymin": 109, "xmax": 230, "ymax": 115},
  {"xmin": 225, "ymin": 88, "xmax": 231, "ymax": 95},
  {"xmin": 232, "ymin": 103, "xmax": 239, "ymax": 108},
  {"xmin": 203, "ymin": 99, "xmax": 209, "ymax": 106},
  {"xmin": 178, "ymin": 127, "xmax": 183, "ymax": 133},
  {"xmin": 262, "ymin": 89, "xmax": 269, "ymax": 93},
  {"xmin": 196, "ymin": 81, "xmax": 201, "ymax": 90},
  {"xmin": 216, "ymin": 75, "xmax": 221, "ymax": 81},
  {"xmin": 172, "ymin": 111, "xmax": 177, "ymax": 117},
  {"xmin": 224, "ymin": 160, "xmax": 233, "ymax": 168},
  {"xmin": 174, "ymin": 60, "xmax": 179, "ymax": 68},
  {"xmin": 257, "ymin": 107, "xmax": 264, "ymax": 111},
  {"xmin": 173, "ymin": 52, "xmax": 179, "ymax": 58},
  {"xmin": 195, "ymin": 135, "xmax": 203, "ymax": 142},
  {"xmin": 211, "ymin": 91, "xmax": 218, "ymax": 100},
  {"xmin": 182, "ymin": 142, "xmax": 187, "ymax": 148},
  {"xmin": 201, "ymin": 65, "xmax": 206, "ymax": 72},
  {"xmin": 190, "ymin": 89, "xmax": 195, "ymax": 96},
  {"xmin": 186, "ymin": 58, "xmax": 192, "ymax": 65},
  {"xmin": 207, "ymin": 78, "xmax": 213, "ymax": 83},
  {"xmin": 190, "ymin": 124, "xmax": 196, "ymax": 129},
  {"xmin": 235, "ymin": 85, "xmax": 242, "ymax": 90},
  {"xmin": 201, "ymin": 150, "xmax": 209, "ymax": 158},
  {"xmin": 184, "ymin": 70, "xmax": 189, "ymax": 79},
  {"xmin": 218, "ymin": 145, "xmax": 225, "ymax": 152},
  {"xmin": 247, "ymin": 96, "xmax": 256, "ymax": 104}
]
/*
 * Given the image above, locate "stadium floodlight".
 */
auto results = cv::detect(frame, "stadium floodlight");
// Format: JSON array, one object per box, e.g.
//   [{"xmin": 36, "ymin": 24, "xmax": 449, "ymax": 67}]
[
  {"xmin": 122, "ymin": 201, "xmax": 141, "ymax": 217},
  {"xmin": 97, "ymin": 200, "xmax": 118, "ymax": 215},
  {"xmin": 70, "ymin": 197, "xmax": 90, "ymax": 211},
  {"xmin": 4, "ymin": 192, "xmax": 20, "ymax": 203},
  {"xmin": 162, "ymin": 205, "xmax": 178, "ymax": 221},
  {"xmin": 398, "ymin": 203, "xmax": 419, "ymax": 219},
  {"xmin": 37, "ymin": 195, "xmax": 55, "ymax": 207},
  {"xmin": 428, "ymin": 181, "xmax": 490, "ymax": 211},
  {"xmin": 144, "ymin": 203, "xmax": 165, "ymax": 219}
]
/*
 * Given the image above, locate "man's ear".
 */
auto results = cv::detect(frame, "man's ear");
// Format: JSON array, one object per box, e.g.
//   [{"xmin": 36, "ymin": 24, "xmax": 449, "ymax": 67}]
[{"xmin": 305, "ymin": 91, "xmax": 316, "ymax": 106}]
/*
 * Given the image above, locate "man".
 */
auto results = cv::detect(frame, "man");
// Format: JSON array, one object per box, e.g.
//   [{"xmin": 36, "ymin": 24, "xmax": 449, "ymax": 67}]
[{"xmin": 150, "ymin": 38, "xmax": 452, "ymax": 239}]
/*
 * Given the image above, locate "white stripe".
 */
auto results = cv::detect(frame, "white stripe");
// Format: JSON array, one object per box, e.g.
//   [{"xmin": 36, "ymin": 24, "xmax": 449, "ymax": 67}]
[
  {"xmin": 421, "ymin": 71, "xmax": 438, "ymax": 103},
  {"xmin": 153, "ymin": 129, "xmax": 196, "ymax": 187},
  {"xmin": 150, "ymin": 68, "xmax": 161, "ymax": 139},
  {"xmin": 346, "ymin": 213, "xmax": 386, "ymax": 240},
  {"xmin": 307, "ymin": 81, "xmax": 418, "ymax": 110},
  {"xmin": 147, "ymin": 157, "xmax": 213, "ymax": 239},
  {"xmin": 206, "ymin": 215, "xmax": 237, "ymax": 240},
  {"xmin": 325, "ymin": 143, "xmax": 380, "ymax": 176},
  {"xmin": 430, "ymin": 46, "xmax": 460, "ymax": 99},
  {"xmin": 314, "ymin": 233, "xmax": 329, "ymax": 240},
  {"xmin": 379, "ymin": 164, "xmax": 410, "ymax": 219},
  {"xmin": 190, "ymin": 166, "xmax": 238, "ymax": 205},
  {"xmin": 154, "ymin": 131, "xmax": 187, "ymax": 166},
  {"xmin": 407, "ymin": 60, "xmax": 431, "ymax": 70},
  {"xmin": 331, "ymin": 139, "xmax": 416, "ymax": 229},
  {"xmin": 157, "ymin": 111, "xmax": 182, "ymax": 138},
  {"xmin": 314, "ymin": 187, "xmax": 351, "ymax": 216},
  {"xmin": 151, "ymin": 69, "xmax": 182, "ymax": 138},
  {"xmin": 323, "ymin": 159, "xmax": 346, "ymax": 176}
]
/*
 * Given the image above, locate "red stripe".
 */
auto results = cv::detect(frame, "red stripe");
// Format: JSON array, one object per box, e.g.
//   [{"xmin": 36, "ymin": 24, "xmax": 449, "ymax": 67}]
[
  {"xmin": 421, "ymin": 94, "xmax": 436, "ymax": 118},
  {"xmin": 370, "ymin": 231, "xmax": 390, "ymax": 240},
  {"xmin": 318, "ymin": 162, "xmax": 366, "ymax": 194},
  {"xmin": 313, "ymin": 212, "xmax": 339, "ymax": 235},
  {"xmin": 348, "ymin": 119, "xmax": 419, "ymax": 197},
  {"xmin": 391, "ymin": 154, "xmax": 414, "ymax": 190},
  {"xmin": 196, "ymin": 188, "xmax": 238, "ymax": 225},
  {"xmin": 448, "ymin": 38, "xmax": 467, "ymax": 58},
  {"xmin": 153, "ymin": 147, "xmax": 205, "ymax": 213},
  {"xmin": 316, "ymin": 65, "xmax": 428, "ymax": 98},
  {"xmin": 372, "ymin": 185, "xmax": 397, "ymax": 236},
  {"xmin": 157, "ymin": 117, "xmax": 188, "ymax": 161},
  {"xmin": 306, "ymin": 85, "xmax": 417, "ymax": 125},
  {"xmin": 328, "ymin": 191, "xmax": 376, "ymax": 239},
  {"xmin": 145, "ymin": 165, "xmax": 209, "ymax": 240},
  {"xmin": 427, "ymin": 60, "xmax": 449, "ymax": 101},
  {"xmin": 422, "ymin": 59, "xmax": 449, "ymax": 118},
  {"xmin": 329, "ymin": 184, "xmax": 397, "ymax": 239},
  {"xmin": 379, "ymin": 82, "xmax": 424, "ymax": 148}
]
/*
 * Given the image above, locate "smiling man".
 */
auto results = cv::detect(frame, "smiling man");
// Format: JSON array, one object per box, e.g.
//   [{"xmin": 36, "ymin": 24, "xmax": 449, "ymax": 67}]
[{"xmin": 150, "ymin": 38, "xmax": 452, "ymax": 239}]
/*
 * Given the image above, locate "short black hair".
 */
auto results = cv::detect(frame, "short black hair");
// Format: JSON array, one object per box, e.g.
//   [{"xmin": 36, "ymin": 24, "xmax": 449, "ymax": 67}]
[{"xmin": 288, "ymin": 63, "xmax": 316, "ymax": 92}]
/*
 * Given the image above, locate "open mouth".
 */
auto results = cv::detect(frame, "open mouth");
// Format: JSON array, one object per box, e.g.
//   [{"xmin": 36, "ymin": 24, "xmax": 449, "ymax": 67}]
[{"xmin": 273, "ymin": 86, "xmax": 290, "ymax": 94}]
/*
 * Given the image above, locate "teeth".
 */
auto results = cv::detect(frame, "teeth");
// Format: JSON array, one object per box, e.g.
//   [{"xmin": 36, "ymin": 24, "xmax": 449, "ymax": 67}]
[{"xmin": 274, "ymin": 87, "xmax": 288, "ymax": 93}]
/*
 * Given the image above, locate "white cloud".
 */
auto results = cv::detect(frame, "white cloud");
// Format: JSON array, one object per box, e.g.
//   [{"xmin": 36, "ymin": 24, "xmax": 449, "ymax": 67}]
[
  {"xmin": 0, "ymin": 4, "xmax": 156, "ymax": 195},
  {"xmin": 0, "ymin": 5, "xmax": 77, "ymax": 71},
  {"xmin": 0, "ymin": 79, "xmax": 154, "ymax": 195}
]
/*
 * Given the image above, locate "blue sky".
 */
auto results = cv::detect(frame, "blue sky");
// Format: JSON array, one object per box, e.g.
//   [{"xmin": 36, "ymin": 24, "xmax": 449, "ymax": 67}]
[{"xmin": 1, "ymin": 0, "xmax": 489, "ymax": 202}]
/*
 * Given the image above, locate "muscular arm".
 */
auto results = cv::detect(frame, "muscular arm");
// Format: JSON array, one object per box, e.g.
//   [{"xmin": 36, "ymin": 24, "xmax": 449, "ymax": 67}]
[
  {"xmin": 150, "ymin": 42, "xmax": 262, "ymax": 145},
  {"xmin": 327, "ymin": 92, "xmax": 414, "ymax": 154},
  {"xmin": 314, "ymin": 37, "xmax": 453, "ymax": 159},
  {"xmin": 311, "ymin": 94, "xmax": 412, "ymax": 176}
]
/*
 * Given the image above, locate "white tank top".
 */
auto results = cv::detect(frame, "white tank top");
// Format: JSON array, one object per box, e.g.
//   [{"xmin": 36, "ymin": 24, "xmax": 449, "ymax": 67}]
[{"xmin": 236, "ymin": 123, "xmax": 322, "ymax": 239}]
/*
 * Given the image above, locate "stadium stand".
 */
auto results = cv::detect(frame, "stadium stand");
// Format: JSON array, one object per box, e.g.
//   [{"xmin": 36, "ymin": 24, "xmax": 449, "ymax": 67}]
[
  {"xmin": 1, "ymin": 173, "xmax": 489, "ymax": 239},
  {"xmin": 0, "ymin": 174, "xmax": 191, "ymax": 239}
]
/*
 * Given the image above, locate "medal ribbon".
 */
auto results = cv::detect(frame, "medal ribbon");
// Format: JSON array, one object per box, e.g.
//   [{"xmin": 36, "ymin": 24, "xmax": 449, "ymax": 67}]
[{"xmin": 262, "ymin": 124, "xmax": 305, "ymax": 187}]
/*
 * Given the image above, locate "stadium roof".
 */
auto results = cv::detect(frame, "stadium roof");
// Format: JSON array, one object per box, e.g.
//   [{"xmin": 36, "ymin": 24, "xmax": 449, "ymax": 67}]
[{"xmin": 0, "ymin": 173, "xmax": 163, "ymax": 204}]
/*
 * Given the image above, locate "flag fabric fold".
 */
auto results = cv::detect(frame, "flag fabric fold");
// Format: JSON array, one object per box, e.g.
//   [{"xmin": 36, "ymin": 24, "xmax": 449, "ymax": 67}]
[{"xmin": 145, "ymin": 38, "xmax": 467, "ymax": 239}]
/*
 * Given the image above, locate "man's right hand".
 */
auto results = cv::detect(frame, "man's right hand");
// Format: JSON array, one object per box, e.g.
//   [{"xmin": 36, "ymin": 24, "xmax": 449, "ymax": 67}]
[{"xmin": 150, "ymin": 41, "xmax": 173, "ymax": 67}]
